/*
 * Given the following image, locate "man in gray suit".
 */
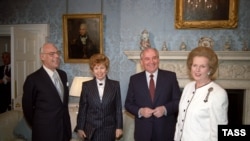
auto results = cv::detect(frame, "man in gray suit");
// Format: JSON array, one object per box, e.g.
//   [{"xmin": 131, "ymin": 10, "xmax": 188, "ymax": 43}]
[
  {"xmin": 22, "ymin": 43, "xmax": 72, "ymax": 141},
  {"xmin": 125, "ymin": 47, "xmax": 181, "ymax": 141}
]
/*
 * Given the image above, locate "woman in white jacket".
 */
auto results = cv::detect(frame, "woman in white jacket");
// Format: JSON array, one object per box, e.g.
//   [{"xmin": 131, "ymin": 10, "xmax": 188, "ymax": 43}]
[{"xmin": 174, "ymin": 46, "xmax": 228, "ymax": 141}]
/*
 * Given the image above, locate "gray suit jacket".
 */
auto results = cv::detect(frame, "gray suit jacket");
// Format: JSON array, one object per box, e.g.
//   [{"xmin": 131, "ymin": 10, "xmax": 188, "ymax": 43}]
[{"xmin": 76, "ymin": 77, "xmax": 123, "ymax": 141}]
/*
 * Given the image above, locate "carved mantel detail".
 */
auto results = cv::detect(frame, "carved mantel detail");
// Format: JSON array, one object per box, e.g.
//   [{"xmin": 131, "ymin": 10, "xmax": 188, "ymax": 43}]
[{"xmin": 124, "ymin": 50, "xmax": 250, "ymax": 124}]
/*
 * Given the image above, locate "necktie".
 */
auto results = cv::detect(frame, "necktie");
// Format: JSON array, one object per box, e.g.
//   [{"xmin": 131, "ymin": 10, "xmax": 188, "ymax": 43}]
[
  {"xmin": 53, "ymin": 72, "xmax": 64, "ymax": 102},
  {"xmin": 149, "ymin": 74, "xmax": 155, "ymax": 101}
]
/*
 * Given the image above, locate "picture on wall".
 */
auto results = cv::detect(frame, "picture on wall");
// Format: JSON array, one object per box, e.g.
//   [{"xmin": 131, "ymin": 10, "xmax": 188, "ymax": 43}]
[
  {"xmin": 175, "ymin": 0, "xmax": 238, "ymax": 29},
  {"xmin": 62, "ymin": 13, "xmax": 103, "ymax": 63}
]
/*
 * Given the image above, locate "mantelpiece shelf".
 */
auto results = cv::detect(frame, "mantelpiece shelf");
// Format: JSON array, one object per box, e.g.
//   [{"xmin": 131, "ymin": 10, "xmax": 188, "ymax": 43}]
[{"xmin": 124, "ymin": 51, "xmax": 250, "ymax": 61}]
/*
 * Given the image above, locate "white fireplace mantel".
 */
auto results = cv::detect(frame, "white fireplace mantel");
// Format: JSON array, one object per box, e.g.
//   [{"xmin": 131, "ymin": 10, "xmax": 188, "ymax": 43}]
[{"xmin": 124, "ymin": 50, "xmax": 250, "ymax": 124}]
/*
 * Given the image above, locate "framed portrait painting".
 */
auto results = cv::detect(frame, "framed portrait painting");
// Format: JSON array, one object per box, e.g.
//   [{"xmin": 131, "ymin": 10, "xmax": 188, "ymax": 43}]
[
  {"xmin": 63, "ymin": 13, "xmax": 103, "ymax": 63},
  {"xmin": 175, "ymin": 0, "xmax": 238, "ymax": 29}
]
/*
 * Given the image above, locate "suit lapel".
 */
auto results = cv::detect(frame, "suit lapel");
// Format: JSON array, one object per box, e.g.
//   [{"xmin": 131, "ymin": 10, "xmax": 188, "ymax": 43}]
[
  {"xmin": 40, "ymin": 67, "xmax": 63, "ymax": 103},
  {"xmin": 154, "ymin": 69, "xmax": 163, "ymax": 103},
  {"xmin": 140, "ymin": 71, "xmax": 153, "ymax": 103},
  {"xmin": 101, "ymin": 78, "xmax": 114, "ymax": 105},
  {"xmin": 88, "ymin": 79, "xmax": 102, "ymax": 105}
]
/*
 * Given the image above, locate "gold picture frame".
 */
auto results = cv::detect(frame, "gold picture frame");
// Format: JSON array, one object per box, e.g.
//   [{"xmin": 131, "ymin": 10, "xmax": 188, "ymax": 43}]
[
  {"xmin": 63, "ymin": 13, "xmax": 103, "ymax": 63},
  {"xmin": 175, "ymin": 0, "xmax": 238, "ymax": 29}
]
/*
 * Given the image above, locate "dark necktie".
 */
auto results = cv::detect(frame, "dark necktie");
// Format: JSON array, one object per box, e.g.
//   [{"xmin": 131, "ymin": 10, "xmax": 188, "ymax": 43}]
[{"xmin": 149, "ymin": 74, "xmax": 155, "ymax": 101}]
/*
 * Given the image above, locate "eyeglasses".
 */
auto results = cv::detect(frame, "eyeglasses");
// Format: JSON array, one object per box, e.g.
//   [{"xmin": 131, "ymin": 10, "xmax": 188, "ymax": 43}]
[{"xmin": 42, "ymin": 51, "xmax": 61, "ymax": 56}]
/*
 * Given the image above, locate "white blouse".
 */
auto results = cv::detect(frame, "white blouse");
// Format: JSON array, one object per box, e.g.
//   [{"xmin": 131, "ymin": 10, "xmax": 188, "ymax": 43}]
[{"xmin": 174, "ymin": 81, "xmax": 228, "ymax": 141}]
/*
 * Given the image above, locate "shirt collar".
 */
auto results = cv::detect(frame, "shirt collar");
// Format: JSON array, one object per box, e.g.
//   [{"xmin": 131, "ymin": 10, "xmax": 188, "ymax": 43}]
[
  {"xmin": 145, "ymin": 69, "xmax": 158, "ymax": 78},
  {"xmin": 43, "ymin": 65, "xmax": 56, "ymax": 78},
  {"xmin": 96, "ymin": 78, "xmax": 106, "ymax": 86}
]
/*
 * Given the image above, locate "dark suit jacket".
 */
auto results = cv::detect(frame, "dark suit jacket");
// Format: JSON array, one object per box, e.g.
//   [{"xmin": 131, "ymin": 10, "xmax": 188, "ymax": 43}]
[
  {"xmin": 75, "ymin": 77, "xmax": 123, "ymax": 141},
  {"xmin": 0, "ymin": 65, "xmax": 11, "ymax": 113},
  {"xmin": 125, "ymin": 69, "xmax": 181, "ymax": 141},
  {"xmin": 22, "ymin": 67, "xmax": 72, "ymax": 141}
]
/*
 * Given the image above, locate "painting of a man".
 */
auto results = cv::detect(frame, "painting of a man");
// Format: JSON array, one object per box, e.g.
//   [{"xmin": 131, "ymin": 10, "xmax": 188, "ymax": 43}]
[
  {"xmin": 63, "ymin": 14, "xmax": 103, "ymax": 63},
  {"xmin": 69, "ymin": 23, "xmax": 99, "ymax": 59}
]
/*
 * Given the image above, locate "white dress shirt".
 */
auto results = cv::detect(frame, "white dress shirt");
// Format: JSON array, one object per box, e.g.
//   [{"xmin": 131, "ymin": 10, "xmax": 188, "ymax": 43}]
[
  {"xmin": 97, "ymin": 79, "xmax": 105, "ymax": 101},
  {"xmin": 145, "ymin": 70, "xmax": 158, "ymax": 88}
]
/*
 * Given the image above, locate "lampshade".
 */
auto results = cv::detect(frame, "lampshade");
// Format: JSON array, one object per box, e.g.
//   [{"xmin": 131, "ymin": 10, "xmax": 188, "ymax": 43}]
[{"xmin": 69, "ymin": 77, "xmax": 93, "ymax": 97}]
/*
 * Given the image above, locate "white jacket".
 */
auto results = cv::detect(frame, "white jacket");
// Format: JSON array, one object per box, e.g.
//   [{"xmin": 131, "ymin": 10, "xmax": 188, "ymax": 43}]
[{"xmin": 174, "ymin": 81, "xmax": 228, "ymax": 141}]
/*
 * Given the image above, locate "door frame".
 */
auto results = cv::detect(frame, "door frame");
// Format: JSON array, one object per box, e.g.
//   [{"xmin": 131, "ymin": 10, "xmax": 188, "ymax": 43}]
[{"xmin": 0, "ymin": 24, "xmax": 49, "ymax": 109}]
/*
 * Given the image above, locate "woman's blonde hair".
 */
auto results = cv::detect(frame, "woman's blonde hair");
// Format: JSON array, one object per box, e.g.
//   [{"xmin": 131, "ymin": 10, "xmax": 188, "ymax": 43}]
[{"xmin": 187, "ymin": 47, "xmax": 218, "ymax": 80}]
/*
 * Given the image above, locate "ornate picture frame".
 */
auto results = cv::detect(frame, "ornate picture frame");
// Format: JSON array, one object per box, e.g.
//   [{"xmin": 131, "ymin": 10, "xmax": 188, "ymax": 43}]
[
  {"xmin": 175, "ymin": 0, "xmax": 238, "ymax": 29},
  {"xmin": 63, "ymin": 13, "xmax": 103, "ymax": 63}
]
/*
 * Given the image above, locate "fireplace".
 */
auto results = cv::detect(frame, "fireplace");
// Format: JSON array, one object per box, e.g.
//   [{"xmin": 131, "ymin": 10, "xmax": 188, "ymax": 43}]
[
  {"xmin": 227, "ymin": 89, "xmax": 244, "ymax": 125},
  {"xmin": 124, "ymin": 50, "xmax": 250, "ymax": 124}
]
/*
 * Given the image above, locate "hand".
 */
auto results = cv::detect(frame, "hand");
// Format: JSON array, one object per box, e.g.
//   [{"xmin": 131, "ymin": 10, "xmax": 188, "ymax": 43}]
[
  {"xmin": 153, "ymin": 106, "xmax": 166, "ymax": 118},
  {"xmin": 2, "ymin": 76, "xmax": 7, "ymax": 84},
  {"xmin": 140, "ymin": 107, "xmax": 154, "ymax": 118},
  {"xmin": 5, "ymin": 75, "xmax": 10, "ymax": 82},
  {"xmin": 3, "ymin": 75, "xmax": 10, "ymax": 84},
  {"xmin": 116, "ymin": 129, "xmax": 123, "ymax": 139},
  {"xmin": 77, "ymin": 130, "xmax": 86, "ymax": 139}
]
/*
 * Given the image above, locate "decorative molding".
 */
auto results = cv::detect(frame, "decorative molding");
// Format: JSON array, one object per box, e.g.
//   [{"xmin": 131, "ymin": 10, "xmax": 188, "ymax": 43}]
[{"xmin": 124, "ymin": 51, "xmax": 250, "ymax": 84}]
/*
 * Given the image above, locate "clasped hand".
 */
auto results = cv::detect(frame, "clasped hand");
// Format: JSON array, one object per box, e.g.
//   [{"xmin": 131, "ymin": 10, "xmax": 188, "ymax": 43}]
[
  {"xmin": 1, "ymin": 75, "xmax": 10, "ymax": 84},
  {"xmin": 140, "ymin": 106, "xmax": 166, "ymax": 118}
]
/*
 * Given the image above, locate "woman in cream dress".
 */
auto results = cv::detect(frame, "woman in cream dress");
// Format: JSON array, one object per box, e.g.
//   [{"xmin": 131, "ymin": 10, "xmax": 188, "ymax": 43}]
[{"xmin": 174, "ymin": 47, "xmax": 228, "ymax": 141}]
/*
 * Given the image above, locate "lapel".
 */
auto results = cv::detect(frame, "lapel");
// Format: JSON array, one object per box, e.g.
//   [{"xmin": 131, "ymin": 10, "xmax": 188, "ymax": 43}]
[
  {"xmin": 88, "ymin": 79, "xmax": 102, "ymax": 105},
  {"xmin": 154, "ymin": 69, "xmax": 163, "ymax": 103},
  {"xmin": 92, "ymin": 77, "xmax": 114, "ymax": 105},
  {"xmin": 101, "ymin": 78, "xmax": 113, "ymax": 105},
  {"xmin": 40, "ymin": 67, "xmax": 63, "ymax": 103},
  {"xmin": 140, "ymin": 71, "xmax": 153, "ymax": 103}
]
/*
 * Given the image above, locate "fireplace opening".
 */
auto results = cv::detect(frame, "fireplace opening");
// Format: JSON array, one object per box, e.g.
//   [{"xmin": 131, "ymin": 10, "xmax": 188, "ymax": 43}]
[
  {"xmin": 227, "ymin": 89, "xmax": 244, "ymax": 125},
  {"xmin": 179, "ymin": 88, "xmax": 244, "ymax": 125}
]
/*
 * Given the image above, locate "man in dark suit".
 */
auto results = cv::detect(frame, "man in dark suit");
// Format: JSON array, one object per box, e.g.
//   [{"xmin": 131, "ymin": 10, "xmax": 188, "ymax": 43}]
[
  {"xmin": 0, "ymin": 52, "xmax": 11, "ymax": 113},
  {"xmin": 125, "ymin": 47, "xmax": 181, "ymax": 141},
  {"xmin": 22, "ymin": 43, "xmax": 72, "ymax": 141}
]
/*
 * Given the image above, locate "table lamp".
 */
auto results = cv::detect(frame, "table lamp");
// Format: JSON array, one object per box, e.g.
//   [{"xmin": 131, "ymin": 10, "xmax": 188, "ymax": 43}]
[{"xmin": 69, "ymin": 77, "xmax": 93, "ymax": 97}]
